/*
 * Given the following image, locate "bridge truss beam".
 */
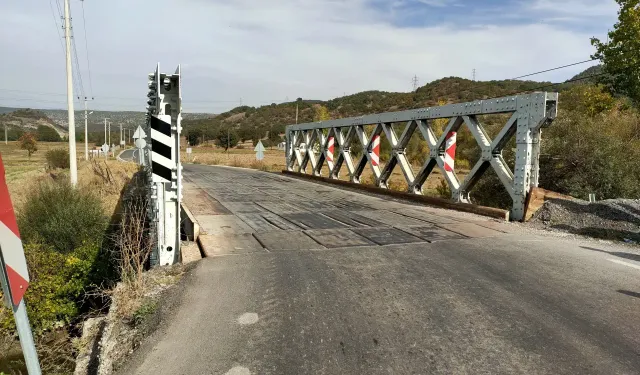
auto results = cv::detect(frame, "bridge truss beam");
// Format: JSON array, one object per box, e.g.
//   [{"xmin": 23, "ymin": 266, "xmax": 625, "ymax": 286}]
[{"xmin": 285, "ymin": 92, "xmax": 558, "ymax": 221}]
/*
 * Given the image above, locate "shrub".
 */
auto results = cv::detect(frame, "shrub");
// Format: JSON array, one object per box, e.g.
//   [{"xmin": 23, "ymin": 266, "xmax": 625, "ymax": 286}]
[
  {"xmin": 0, "ymin": 242, "xmax": 100, "ymax": 333},
  {"xmin": 45, "ymin": 148, "xmax": 70, "ymax": 169},
  {"xmin": 436, "ymin": 178, "xmax": 451, "ymax": 199},
  {"xmin": 539, "ymin": 106, "xmax": 640, "ymax": 200},
  {"xmin": 18, "ymin": 181, "xmax": 108, "ymax": 254},
  {"xmin": 36, "ymin": 125, "xmax": 62, "ymax": 142},
  {"xmin": 250, "ymin": 160, "xmax": 269, "ymax": 171}
]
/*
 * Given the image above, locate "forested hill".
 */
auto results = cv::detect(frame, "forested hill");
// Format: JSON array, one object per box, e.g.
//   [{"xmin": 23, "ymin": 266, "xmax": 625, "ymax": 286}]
[{"xmin": 182, "ymin": 74, "xmax": 584, "ymax": 145}]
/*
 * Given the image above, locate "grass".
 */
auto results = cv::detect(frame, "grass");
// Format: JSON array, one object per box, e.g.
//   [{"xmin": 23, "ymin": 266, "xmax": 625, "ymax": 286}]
[
  {"xmin": 181, "ymin": 142, "xmax": 467, "ymax": 198},
  {"xmin": 1, "ymin": 141, "xmax": 138, "ymax": 213}
]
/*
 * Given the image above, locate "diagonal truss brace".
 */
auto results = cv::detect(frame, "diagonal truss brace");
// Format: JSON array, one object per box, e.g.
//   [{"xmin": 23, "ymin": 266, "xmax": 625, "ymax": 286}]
[{"xmin": 285, "ymin": 92, "xmax": 558, "ymax": 221}]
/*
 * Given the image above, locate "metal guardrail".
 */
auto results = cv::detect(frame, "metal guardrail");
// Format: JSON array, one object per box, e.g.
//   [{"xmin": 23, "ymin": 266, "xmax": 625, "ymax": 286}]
[{"xmin": 285, "ymin": 92, "xmax": 558, "ymax": 221}]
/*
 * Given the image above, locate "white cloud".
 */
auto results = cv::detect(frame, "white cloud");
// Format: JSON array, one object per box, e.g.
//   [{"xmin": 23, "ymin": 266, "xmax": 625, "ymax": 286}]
[
  {"xmin": 0, "ymin": 0, "xmax": 617, "ymax": 112},
  {"xmin": 527, "ymin": 0, "xmax": 618, "ymax": 18}
]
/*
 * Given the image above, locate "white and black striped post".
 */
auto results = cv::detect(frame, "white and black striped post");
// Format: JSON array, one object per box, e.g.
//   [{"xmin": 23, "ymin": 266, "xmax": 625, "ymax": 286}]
[{"xmin": 146, "ymin": 63, "xmax": 182, "ymax": 266}]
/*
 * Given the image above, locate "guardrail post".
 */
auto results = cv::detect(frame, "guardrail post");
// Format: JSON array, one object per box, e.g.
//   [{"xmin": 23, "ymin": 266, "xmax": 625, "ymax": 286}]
[{"xmin": 146, "ymin": 63, "xmax": 182, "ymax": 266}]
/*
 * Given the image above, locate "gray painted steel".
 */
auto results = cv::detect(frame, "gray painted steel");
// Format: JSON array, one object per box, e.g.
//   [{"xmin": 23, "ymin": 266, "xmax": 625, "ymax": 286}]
[{"xmin": 285, "ymin": 92, "xmax": 558, "ymax": 221}]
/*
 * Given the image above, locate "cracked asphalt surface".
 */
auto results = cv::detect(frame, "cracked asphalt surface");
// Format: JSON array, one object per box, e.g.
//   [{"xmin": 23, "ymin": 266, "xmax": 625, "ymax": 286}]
[{"xmin": 117, "ymin": 164, "xmax": 640, "ymax": 375}]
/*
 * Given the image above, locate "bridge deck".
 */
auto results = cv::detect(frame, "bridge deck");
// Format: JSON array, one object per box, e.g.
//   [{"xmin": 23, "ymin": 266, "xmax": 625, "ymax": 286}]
[{"xmin": 118, "ymin": 164, "xmax": 640, "ymax": 375}]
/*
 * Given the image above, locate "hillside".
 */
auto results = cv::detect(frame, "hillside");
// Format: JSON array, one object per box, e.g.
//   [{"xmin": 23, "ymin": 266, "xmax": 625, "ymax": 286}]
[
  {"xmin": 182, "ymin": 77, "xmax": 561, "ymax": 145},
  {"xmin": 0, "ymin": 107, "xmax": 215, "ymax": 133},
  {"xmin": 0, "ymin": 108, "xmax": 67, "ymax": 140},
  {"xmin": 40, "ymin": 109, "xmax": 214, "ymax": 132}
]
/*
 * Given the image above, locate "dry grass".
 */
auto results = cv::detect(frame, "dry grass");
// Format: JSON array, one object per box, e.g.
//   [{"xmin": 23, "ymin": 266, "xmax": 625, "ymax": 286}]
[
  {"xmin": 1, "ymin": 141, "xmax": 138, "ymax": 214},
  {"xmin": 184, "ymin": 144, "xmax": 284, "ymax": 172},
  {"xmin": 181, "ymin": 144, "xmax": 471, "ymax": 198}
]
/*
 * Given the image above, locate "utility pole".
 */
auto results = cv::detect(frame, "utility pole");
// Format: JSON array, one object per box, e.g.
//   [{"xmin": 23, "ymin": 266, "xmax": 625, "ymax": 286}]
[
  {"xmin": 4, "ymin": 123, "xmax": 7, "ymax": 144},
  {"xmin": 412, "ymin": 75, "xmax": 419, "ymax": 92},
  {"xmin": 83, "ymin": 97, "xmax": 94, "ymax": 160},
  {"xmin": 63, "ymin": 0, "xmax": 77, "ymax": 186},
  {"xmin": 227, "ymin": 127, "xmax": 230, "ymax": 152},
  {"xmin": 108, "ymin": 121, "xmax": 111, "ymax": 147},
  {"xmin": 103, "ymin": 118, "xmax": 109, "ymax": 144},
  {"xmin": 119, "ymin": 123, "xmax": 122, "ymax": 147},
  {"xmin": 295, "ymin": 103, "xmax": 299, "ymax": 124}
]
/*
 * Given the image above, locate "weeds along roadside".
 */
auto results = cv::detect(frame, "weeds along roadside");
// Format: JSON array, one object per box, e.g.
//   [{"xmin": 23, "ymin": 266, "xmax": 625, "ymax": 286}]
[{"xmin": 0, "ymin": 157, "xmax": 149, "ymax": 374}]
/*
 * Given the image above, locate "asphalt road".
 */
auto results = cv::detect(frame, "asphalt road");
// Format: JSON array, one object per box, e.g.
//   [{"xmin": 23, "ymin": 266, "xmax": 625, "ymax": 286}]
[
  {"xmin": 118, "ymin": 148, "xmax": 138, "ymax": 162},
  {"xmin": 118, "ymin": 164, "xmax": 640, "ymax": 375}
]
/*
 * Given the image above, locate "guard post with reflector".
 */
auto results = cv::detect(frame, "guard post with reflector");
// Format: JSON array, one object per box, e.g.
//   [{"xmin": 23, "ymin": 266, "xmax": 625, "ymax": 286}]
[
  {"xmin": 146, "ymin": 63, "xmax": 182, "ymax": 266},
  {"xmin": 0, "ymin": 154, "xmax": 42, "ymax": 375}
]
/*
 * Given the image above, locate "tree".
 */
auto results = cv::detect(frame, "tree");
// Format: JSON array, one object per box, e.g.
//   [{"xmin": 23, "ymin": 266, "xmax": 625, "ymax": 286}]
[
  {"xmin": 186, "ymin": 127, "xmax": 203, "ymax": 146},
  {"xmin": 268, "ymin": 127, "xmax": 282, "ymax": 145},
  {"xmin": 314, "ymin": 105, "xmax": 331, "ymax": 122},
  {"xmin": 19, "ymin": 132, "xmax": 38, "ymax": 158},
  {"xmin": 215, "ymin": 129, "xmax": 239, "ymax": 151},
  {"xmin": 591, "ymin": 0, "xmax": 640, "ymax": 102},
  {"xmin": 36, "ymin": 125, "xmax": 62, "ymax": 142}
]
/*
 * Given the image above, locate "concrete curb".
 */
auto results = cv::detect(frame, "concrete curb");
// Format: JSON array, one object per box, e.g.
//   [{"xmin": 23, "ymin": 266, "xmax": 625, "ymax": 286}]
[
  {"xmin": 180, "ymin": 203, "xmax": 200, "ymax": 241},
  {"xmin": 180, "ymin": 203, "xmax": 203, "ymax": 263},
  {"xmin": 281, "ymin": 170, "xmax": 510, "ymax": 221}
]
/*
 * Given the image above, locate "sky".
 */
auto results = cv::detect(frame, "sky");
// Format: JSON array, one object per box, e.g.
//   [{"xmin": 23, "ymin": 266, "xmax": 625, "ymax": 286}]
[{"xmin": 0, "ymin": 0, "xmax": 619, "ymax": 113}]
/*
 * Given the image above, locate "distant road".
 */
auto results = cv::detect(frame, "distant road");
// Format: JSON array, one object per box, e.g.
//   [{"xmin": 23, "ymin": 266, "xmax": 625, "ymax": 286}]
[
  {"xmin": 118, "ymin": 149, "xmax": 137, "ymax": 162},
  {"xmin": 118, "ymin": 165, "xmax": 640, "ymax": 375}
]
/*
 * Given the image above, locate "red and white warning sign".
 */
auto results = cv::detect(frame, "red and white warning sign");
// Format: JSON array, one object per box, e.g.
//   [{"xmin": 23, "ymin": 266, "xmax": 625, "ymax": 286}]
[
  {"xmin": 326, "ymin": 136, "xmax": 335, "ymax": 163},
  {"xmin": 0, "ymin": 154, "xmax": 30, "ymax": 308},
  {"xmin": 443, "ymin": 131, "xmax": 457, "ymax": 172},
  {"xmin": 371, "ymin": 135, "xmax": 381, "ymax": 167}
]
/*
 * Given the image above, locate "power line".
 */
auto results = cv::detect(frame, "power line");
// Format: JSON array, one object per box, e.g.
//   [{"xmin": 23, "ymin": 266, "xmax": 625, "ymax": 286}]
[
  {"xmin": 71, "ymin": 25, "xmax": 86, "ymax": 99},
  {"xmin": 54, "ymin": 0, "xmax": 84, "ymax": 100},
  {"xmin": 510, "ymin": 70, "xmax": 609, "ymax": 95},
  {"xmin": 48, "ymin": 0, "xmax": 65, "ymax": 55},
  {"xmin": 510, "ymin": 59, "xmax": 597, "ymax": 80},
  {"xmin": 80, "ymin": 0, "xmax": 94, "ymax": 97}
]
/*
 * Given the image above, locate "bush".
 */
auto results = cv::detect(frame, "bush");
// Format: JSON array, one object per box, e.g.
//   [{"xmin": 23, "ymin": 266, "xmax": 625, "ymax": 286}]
[
  {"xmin": 36, "ymin": 125, "xmax": 62, "ymax": 142},
  {"xmin": 0, "ymin": 242, "xmax": 101, "ymax": 333},
  {"xmin": 45, "ymin": 148, "xmax": 70, "ymax": 169},
  {"xmin": 18, "ymin": 181, "xmax": 108, "ymax": 254}
]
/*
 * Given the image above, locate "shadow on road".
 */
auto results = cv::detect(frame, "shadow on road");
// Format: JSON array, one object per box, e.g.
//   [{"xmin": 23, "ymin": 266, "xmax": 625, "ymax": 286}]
[
  {"xmin": 617, "ymin": 290, "xmax": 640, "ymax": 299},
  {"xmin": 555, "ymin": 224, "xmax": 640, "ymax": 243},
  {"xmin": 580, "ymin": 246, "xmax": 640, "ymax": 263}
]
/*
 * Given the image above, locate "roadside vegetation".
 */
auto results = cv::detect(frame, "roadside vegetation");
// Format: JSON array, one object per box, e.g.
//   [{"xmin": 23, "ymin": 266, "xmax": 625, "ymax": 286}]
[{"xmin": 0, "ymin": 142, "xmax": 143, "ymax": 374}]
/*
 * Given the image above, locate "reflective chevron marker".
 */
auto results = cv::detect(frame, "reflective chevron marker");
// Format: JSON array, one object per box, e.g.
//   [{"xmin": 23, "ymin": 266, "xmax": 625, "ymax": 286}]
[
  {"xmin": 0, "ymin": 154, "xmax": 30, "ymax": 309},
  {"xmin": 444, "ymin": 131, "xmax": 457, "ymax": 172},
  {"xmin": 371, "ymin": 135, "xmax": 381, "ymax": 166},
  {"xmin": 150, "ymin": 114, "xmax": 174, "ymax": 183},
  {"xmin": 327, "ymin": 136, "xmax": 335, "ymax": 163}
]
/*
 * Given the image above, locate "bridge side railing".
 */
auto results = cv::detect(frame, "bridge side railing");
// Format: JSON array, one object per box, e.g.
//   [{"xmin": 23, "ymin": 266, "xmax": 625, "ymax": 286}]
[{"xmin": 285, "ymin": 92, "xmax": 558, "ymax": 221}]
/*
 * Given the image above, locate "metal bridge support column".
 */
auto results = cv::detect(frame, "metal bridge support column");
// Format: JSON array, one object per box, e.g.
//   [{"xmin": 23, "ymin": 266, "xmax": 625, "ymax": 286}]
[{"xmin": 511, "ymin": 93, "xmax": 557, "ymax": 221}]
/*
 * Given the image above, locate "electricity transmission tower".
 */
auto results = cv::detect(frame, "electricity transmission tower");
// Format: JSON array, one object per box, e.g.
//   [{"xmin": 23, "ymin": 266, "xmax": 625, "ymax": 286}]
[{"xmin": 412, "ymin": 75, "xmax": 419, "ymax": 92}]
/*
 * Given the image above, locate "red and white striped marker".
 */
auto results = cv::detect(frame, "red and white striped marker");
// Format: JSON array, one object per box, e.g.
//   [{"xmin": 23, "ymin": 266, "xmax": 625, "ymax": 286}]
[
  {"xmin": 0, "ymin": 154, "xmax": 30, "ymax": 308},
  {"xmin": 443, "ymin": 131, "xmax": 457, "ymax": 172},
  {"xmin": 371, "ymin": 135, "xmax": 381, "ymax": 166},
  {"xmin": 326, "ymin": 136, "xmax": 335, "ymax": 163}
]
